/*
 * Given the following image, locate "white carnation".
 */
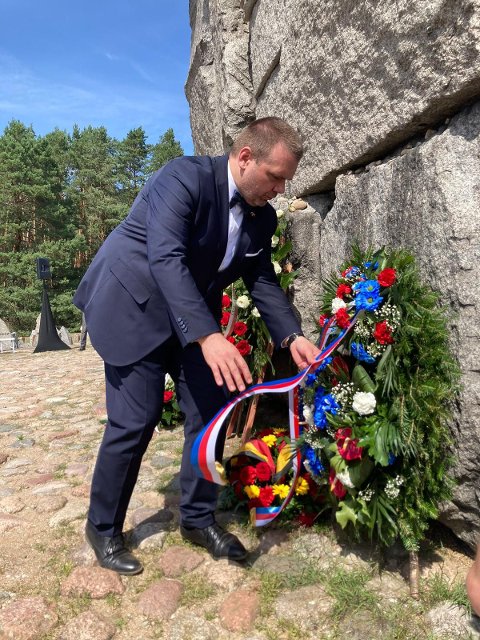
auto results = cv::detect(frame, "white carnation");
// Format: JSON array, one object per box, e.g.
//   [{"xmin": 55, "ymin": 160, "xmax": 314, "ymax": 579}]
[
  {"xmin": 236, "ymin": 295, "xmax": 251, "ymax": 309},
  {"xmin": 331, "ymin": 297, "xmax": 347, "ymax": 313},
  {"xmin": 165, "ymin": 373, "xmax": 174, "ymax": 390},
  {"xmin": 252, "ymin": 306, "xmax": 261, "ymax": 318},
  {"xmin": 271, "ymin": 235, "xmax": 279, "ymax": 248},
  {"xmin": 352, "ymin": 391, "xmax": 376, "ymax": 416},
  {"xmin": 273, "ymin": 261, "xmax": 282, "ymax": 275},
  {"xmin": 302, "ymin": 404, "xmax": 314, "ymax": 426}
]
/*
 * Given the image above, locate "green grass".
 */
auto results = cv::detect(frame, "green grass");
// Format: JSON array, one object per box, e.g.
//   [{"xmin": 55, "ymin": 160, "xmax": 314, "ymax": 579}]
[
  {"xmin": 257, "ymin": 562, "xmax": 326, "ymax": 616},
  {"xmin": 324, "ymin": 566, "xmax": 379, "ymax": 617},
  {"xmin": 180, "ymin": 573, "xmax": 217, "ymax": 605},
  {"xmin": 421, "ymin": 571, "xmax": 471, "ymax": 611}
]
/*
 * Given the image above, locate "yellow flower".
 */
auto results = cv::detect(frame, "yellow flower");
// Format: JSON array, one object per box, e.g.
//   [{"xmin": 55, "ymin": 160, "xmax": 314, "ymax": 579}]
[
  {"xmin": 295, "ymin": 477, "xmax": 309, "ymax": 496},
  {"xmin": 261, "ymin": 435, "xmax": 277, "ymax": 448},
  {"xmin": 273, "ymin": 428, "xmax": 287, "ymax": 436},
  {"xmin": 244, "ymin": 485, "xmax": 260, "ymax": 499},
  {"xmin": 272, "ymin": 484, "xmax": 290, "ymax": 499}
]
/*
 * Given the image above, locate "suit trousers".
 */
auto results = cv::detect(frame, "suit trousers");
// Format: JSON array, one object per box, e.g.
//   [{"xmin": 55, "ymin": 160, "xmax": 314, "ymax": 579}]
[{"xmin": 87, "ymin": 336, "xmax": 229, "ymax": 536}]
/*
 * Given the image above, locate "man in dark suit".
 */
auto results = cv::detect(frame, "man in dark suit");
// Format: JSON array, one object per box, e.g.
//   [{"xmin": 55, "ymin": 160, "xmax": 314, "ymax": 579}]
[{"xmin": 74, "ymin": 117, "xmax": 319, "ymax": 574}]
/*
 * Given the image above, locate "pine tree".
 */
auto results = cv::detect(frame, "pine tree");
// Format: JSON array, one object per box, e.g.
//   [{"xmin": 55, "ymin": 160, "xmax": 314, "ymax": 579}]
[
  {"xmin": 117, "ymin": 127, "xmax": 149, "ymax": 203},
  {"xmin": 149, "ymin": 128, "xmax": 183, "ymax": 173},
  {"xmin": 68, "ymin": 125, "xmax": 127, "ymax": 266}
]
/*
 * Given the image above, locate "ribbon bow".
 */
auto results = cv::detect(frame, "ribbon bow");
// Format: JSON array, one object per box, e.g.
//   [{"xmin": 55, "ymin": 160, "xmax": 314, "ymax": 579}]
[{"xmin": 229, "ymin": 190, "xmax": 249, "ymax": 212}]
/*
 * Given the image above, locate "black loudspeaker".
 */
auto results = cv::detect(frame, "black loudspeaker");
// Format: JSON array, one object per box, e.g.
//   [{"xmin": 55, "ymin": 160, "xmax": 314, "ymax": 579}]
[{"xmin": 36, "ymin": 257, "xmax": 51, "ymax": 280}]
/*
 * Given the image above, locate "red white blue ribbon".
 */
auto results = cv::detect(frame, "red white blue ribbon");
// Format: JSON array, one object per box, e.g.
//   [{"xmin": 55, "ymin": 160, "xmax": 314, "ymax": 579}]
[{"xmin": 191, "ymin": 311, "xmax": 361, "ymax": 526}]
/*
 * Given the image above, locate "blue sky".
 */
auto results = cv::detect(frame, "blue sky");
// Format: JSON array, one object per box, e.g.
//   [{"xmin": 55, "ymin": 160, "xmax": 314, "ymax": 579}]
[{"xmin": 0, "ymin": 0, "xmax": 194, "ymax": 153}]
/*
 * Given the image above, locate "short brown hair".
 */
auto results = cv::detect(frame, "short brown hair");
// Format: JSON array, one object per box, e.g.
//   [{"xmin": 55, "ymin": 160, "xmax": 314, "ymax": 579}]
[{"xmin": 230, "ymin": 117, "xmax": 303, "ymax": 162}]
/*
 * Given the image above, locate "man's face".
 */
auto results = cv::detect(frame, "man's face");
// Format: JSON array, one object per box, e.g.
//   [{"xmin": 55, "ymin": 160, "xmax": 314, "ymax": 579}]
[{"xmin": 237, "ymin": 142, "xmax": 299, "ymax": 207}]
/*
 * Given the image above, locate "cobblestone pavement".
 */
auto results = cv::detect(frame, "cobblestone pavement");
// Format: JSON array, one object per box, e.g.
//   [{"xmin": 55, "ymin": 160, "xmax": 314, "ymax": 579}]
[{"xmin": 0, "ymin": 346, "xmax": 479, "ymax": 640}]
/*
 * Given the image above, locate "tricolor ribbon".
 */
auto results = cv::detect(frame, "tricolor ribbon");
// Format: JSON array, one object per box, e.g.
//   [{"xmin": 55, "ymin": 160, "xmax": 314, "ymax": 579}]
[{"xmin": 191, "ymin": 310, "xmax": 361, "ymax": 526}]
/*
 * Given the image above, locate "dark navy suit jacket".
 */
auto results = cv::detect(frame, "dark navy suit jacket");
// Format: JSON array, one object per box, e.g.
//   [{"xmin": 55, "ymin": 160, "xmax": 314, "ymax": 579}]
[{"xmin": 73, "ymin": 154, "xmax": 301, "ymax": 366}]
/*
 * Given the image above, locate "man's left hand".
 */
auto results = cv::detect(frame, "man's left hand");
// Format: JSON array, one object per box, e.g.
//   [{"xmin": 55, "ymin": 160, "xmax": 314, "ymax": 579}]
[{"xmin": 289, "ymin": 336, "xmax": 320, "ymax": 370}]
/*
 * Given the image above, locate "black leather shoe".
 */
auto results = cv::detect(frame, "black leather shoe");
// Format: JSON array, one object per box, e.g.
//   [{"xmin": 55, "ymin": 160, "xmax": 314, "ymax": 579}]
[
  {"xmin": 180, "ymin": 522, "xmax": 248, "ymax": 561},
  {"xmin": 85, "ymin": 521, "xmax": 143, "ymax": 575}
]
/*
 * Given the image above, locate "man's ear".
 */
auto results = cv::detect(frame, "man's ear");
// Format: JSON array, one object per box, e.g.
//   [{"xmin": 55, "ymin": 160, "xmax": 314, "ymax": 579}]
[{"xmin": 237, "ymin": 146, "xmax": 254, "ymax": 169}]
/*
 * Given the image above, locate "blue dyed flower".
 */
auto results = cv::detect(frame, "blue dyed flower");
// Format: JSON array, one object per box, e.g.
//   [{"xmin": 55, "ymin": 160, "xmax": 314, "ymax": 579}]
[
  {"xmin": 305, "ymin": 373, "xmax": 317, "ymax": 387},
  {"xmin": 351, "ymin": 342, "xmax": 376, "ymax": 364},
  {"xmin": 388, "ymin": 453, "xmax": 397, "ymax": 465},
  {"xmin": 343, "ymin": 266, "xmax": 362, "ymax": 278},
  {"xmin": 364, "ymin": 261, "xmax": 379, "ymax": 270},
  {"xmin": 353, "ymin": 279, "xmax": 381, "ymax": 297},
  {"xmin": 355, "ymin": 291, "xmax": 383, "ymax": 312},
  {"xmin": 317, "ymin": 356, "xmax": 333, "ymax": 372},
  {"xmin": 321, "ymin": 394, "xmax": 340, "ymax": 415},
  {"xmin": 303, "ymin": 444, "xmax": 324, "ymax": 475},
  {"xmin": 313, "ymin": 390, "xmax": 340, "ymax": 429}
]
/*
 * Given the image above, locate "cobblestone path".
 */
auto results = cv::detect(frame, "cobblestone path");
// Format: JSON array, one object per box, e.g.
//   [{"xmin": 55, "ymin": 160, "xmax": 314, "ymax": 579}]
[{"xmin": 0, "ymin": 347, "xmax": 478, "ymax": 640}]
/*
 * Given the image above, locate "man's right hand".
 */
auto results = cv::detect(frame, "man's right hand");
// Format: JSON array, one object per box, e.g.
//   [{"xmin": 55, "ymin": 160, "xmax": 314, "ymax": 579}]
[{"xmin": 197, "ymin": 332, "xmax": 253, "ymax": 393}]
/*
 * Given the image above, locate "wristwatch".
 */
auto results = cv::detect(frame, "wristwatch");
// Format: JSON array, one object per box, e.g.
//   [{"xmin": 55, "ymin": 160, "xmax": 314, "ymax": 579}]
[{"xmin": 281, "ymin": 332, "xmax": 304, "ymax": 349}]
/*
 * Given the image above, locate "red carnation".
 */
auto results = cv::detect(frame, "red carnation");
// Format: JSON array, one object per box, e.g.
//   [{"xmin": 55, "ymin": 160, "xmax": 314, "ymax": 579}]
[
  {"xmin": 336, "ymin": 283, "xmax": 352, "ymax": 299},
  {"xmin": 220, "ymin": 311, "xmax": 230, "ymax": 326},
  {"xmin": 233, "ymin": 321, "xmax": 247, "ymax": 336},
  {"xmin": 329, "ymin": 468, "xmax": 347, "ymax": 499},
  {"xmin": 236, "ymin": 339, "xmax": 251, "ymax": 356},
  {"xmin": 239, "ymin": 465, "xmax": 257, "ymax": 485},
  {"xmin": 318, "ymin": 313, "xmax": 329, "ymax": 327},
  {"xmin": 377, "ymin": 268, "xmax": 396, "ymax": 287},
  {"xmin": 335, "ymin": 307, "xmax": 351, "ymax": 329},
  {"xmin": 163, "ymin": 390, "xmax": 174, "ymax": 403},
  {"xmin": 373, "ymin": 320, "xmax": 394, "ymax": 345},
  {"xmin": 258, "ymin": 486, "xmax": 275, "ymax": 507},
  {"xmin": 226, "ymin": 336, "xmax": 236, "ymax": 344},
  {"xmin": 255, "ymin": 461, "xmax": 272, "ymax": 482},
  {"xmin": 222, "ymin": 294, "xmax": 231, "ymax": 308}
]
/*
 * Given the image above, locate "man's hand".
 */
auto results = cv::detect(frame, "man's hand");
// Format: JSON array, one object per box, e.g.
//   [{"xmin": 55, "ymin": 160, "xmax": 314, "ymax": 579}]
[
  {"xmin": 289, "ymin": 336, "xmax": 320, "ymax": 370},
  {"xmin": 198, "ymin": 332, "xmax": 253, "ymax": 392}
]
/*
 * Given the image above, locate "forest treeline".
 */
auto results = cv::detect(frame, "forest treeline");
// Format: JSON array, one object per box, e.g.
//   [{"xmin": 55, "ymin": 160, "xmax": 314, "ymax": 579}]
[{"xmin": 0, "ymin": 120, "xmax": 183, "ymax": 334}]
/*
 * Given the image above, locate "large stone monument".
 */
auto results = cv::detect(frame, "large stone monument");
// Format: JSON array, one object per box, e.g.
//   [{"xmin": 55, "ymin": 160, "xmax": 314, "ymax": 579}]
[{"xmin": 186, "ymin": 0, "xmax": 480, "ymax": 548}]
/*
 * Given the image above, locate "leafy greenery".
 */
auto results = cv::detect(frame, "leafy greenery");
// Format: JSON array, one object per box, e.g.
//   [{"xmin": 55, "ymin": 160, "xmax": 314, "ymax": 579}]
[{"xmin": 0, "ymin": 120, "xmax": 184, "ymax": 333}]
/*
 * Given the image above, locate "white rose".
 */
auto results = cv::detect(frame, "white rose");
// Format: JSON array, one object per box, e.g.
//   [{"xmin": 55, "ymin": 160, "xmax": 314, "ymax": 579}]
[
  {"xmin": 352, "ymin": 391, "xmax": 376, "ymax": 416},
  {"xmin": 302, "ymin": 404, "xmax": 314, "ymax": 426},
  {"xmin": 165, "ymin": 373, "xmax": 174, "ymax": 389},
  {"xmin": 271, "ymin": 235, "xmax": 279, "ymax": 248},
  {"xmin": 331, "ymin": 297, "xmax": 347, "ymax": 313},
  {"xmin": 273, "ymin": 261, "xmax": 282, "ymax": 275},
  {"xmin": 236, "ymin": 295, "xmax": 251, "ymax": 309},
  {"xmin": 276, "ymin": 209, "xmax": 284, "ymax": 218},
  {"xmin": 252, "ymin": 307, "xmax": 261, "ymax": 318}
]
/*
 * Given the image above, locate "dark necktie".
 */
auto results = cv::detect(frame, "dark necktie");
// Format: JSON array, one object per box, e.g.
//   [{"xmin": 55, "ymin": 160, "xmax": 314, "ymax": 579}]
[{"xmin": 229, "ymin": 190, "xmax": 249, "ymax": 212}]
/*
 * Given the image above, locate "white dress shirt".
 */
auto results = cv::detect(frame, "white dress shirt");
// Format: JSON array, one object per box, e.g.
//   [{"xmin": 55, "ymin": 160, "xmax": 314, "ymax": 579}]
[{"xmin": 218, "ymin": 162, "xmax": 244, "ymax": 271}]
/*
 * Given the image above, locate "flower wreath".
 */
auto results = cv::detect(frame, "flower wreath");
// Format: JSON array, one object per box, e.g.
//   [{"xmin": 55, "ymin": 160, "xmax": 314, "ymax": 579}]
[{"xmin": 296, "ymin": 245, "xmax": 460, "ymax": 550}]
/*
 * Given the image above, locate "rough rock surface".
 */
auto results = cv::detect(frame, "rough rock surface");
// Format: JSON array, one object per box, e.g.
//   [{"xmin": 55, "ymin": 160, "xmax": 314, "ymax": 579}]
[
  {"xmin": 0, "ymin": 596, "xmax": 58, "ymax": 640},
  {"xmin": 188, "ymin": 0, "xmax": 480, "ymax": 194}
]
